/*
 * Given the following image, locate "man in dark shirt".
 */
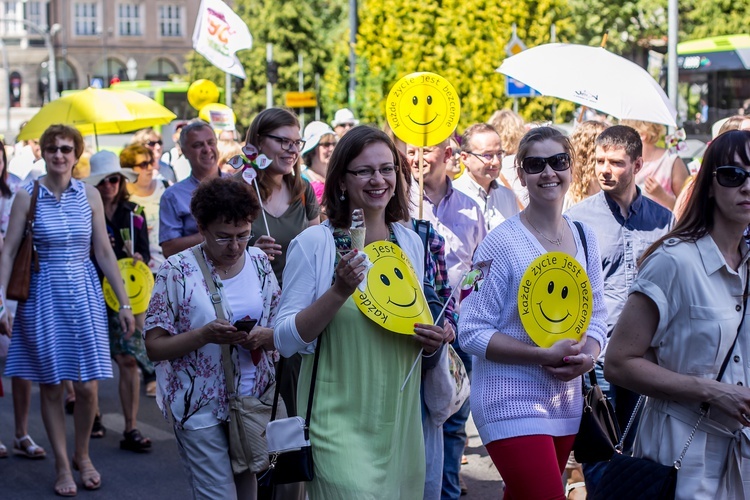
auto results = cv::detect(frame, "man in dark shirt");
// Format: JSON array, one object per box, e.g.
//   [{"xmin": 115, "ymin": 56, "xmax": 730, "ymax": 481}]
[{"xmin": 566, "ymin": 125, "xmax": 674, "ymax": 493}]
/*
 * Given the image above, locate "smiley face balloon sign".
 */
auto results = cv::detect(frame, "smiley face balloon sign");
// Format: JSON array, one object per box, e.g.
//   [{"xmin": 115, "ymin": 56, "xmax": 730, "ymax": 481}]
[
  {"xmin": 386, "ymin": 72, "xmax": 460, "ymax": 147},
  {"xmin": 103, "ymin": 259, "xmax": 155, "ymax": 315},
  {"xmin": 518, "ymin": 252, "xmax": 591, "ymax": 348},
  {"xmin": 354, "ymin": 241, "xmax": 433, "ymax": 334}
]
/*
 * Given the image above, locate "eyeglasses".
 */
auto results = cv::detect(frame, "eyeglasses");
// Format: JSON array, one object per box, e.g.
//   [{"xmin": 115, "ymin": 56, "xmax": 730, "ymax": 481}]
[
  {"xmin": 212, "ymin": 233, "xmax": 254, "ymax": 246},
  {"xmin": 44, "ymin": 145, "xmax": 74, "ymax": 154},
  {"xmin": 337, "ymin": 123, "xmax": 355, "ymax": 129},
  {"xmin": 98, "ymin": 175, "xmax": 121, "ymax": 186},
  {"xmin": 466, "ymin": 151, "xmax": 505, "ymax": 164},
  {"xmin": 147, "ymin": 140, "xmax": 163, "ymax": 147},
  {"xmin": 521, "ymin": 153, "xmax": 571, "ymax": 174},
  {"xmin": 133, "ymin": 161, "xmax": 152, "ymax": 169},
  {"xmin": 318, "ymin": 141, "xmax": 337, "ymax": 148},
  {"xmin": 714, "ymin": 166, "xmax": 750, "ymax": 187},
  {"xmin": 346, "ymin": 165, "xmax": 398, "ymax": 179},
  {"xmin": 263, "ymin": 134, "xmax": 305, "ymax": 152}
]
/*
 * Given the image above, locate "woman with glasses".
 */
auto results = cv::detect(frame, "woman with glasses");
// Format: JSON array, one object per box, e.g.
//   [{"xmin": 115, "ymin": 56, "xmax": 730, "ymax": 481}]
[
  {"xmin": 145, "ymin": 177, "xmax": 280, "ymax": 499},
  {"xmin": 132, "ymin": 127, "xmax": 176, "ymax": 184},
  {"xmin": 301, "ymin": 121, "xmax": 337, "ymax": 204},
  {"xmin": 275, "ymin": 126, "xmax": 444, "ymax": 498},
  {"xmin": 606, "ymin": 130, "xmax": 750, "ymax": 498},
  {"xmin": 0, "ymin": 125, "xmax": 135, "ymax": 496},
  {"xmin": 459, "ymin": 127, "xmax": 607, "ymax": 499},
  {"xmin": 83, "ymin": 150, "xmax": 153, "ymax": 453}
]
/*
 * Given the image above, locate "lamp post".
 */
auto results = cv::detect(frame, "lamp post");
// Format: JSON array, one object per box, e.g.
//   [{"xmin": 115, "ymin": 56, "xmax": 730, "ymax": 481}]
[{"xmin": 0, "ymin": 19, "xmax": 60, "ymax": 102}]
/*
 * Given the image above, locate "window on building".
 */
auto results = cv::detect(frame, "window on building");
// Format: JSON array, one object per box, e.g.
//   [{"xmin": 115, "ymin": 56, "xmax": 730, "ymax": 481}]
[
  {"xmin": 144, "ymin": 57, "xmax": 178, "ymax": 81},
  {"xmin": 25, "ymin": 1, "xmax": 47, "ymax": 29},
  {"xmin": 74, "ymin": 2, "xmax": 97, "ymax": 36},
  {"xmin": 92, "ymin": 57, "xmax": 125, "ymax": 86},
  {"xmin": 158, "ymin": 4, "xmax": 182, "ymax": 37},
  {"xmin": 0, "ymin": 1, "xmax": 23, "ymax": 36},
  {"xmin": 118, "ymin": 3, "xmax": 142, "ymax": 36}
]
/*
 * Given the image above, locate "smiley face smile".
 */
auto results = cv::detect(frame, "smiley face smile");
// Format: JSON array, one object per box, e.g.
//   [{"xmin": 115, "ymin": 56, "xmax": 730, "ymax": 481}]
[
  {"xmin": 388, "ymin": 287, "xmax": 418, "ymax": 308},
  {"xmin": 537, "ymin": 302, "xmax": 571, "ymax": 324}
]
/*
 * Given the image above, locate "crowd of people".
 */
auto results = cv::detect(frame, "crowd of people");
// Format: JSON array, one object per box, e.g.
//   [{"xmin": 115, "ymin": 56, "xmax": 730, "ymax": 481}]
[{"xmin": 0, "ymin": 102, "xmax": 749, "ymax": 500}]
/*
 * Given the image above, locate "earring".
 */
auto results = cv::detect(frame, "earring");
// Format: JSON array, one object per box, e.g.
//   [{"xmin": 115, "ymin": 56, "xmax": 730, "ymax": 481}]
[{"xmin": 340, "ymin": 192, "xmax": 346, "ymax": 201}]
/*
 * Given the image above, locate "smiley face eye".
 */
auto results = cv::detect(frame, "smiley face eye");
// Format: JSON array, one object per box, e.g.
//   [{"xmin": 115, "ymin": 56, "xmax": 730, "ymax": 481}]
[
  {"xmin": 394, "ymin": 268, "xmax": 404, "ymax": 280},
  {"xmin": 380, "ymin": 274, "xmax": 390, "ymax": 286},
  {"xmin": 547, "ymin": 281, "xmax": 554, "ymax": 294},
  {"xmin": 427, "ymin": 95, "xmax": 432, "ymax": 105},
  {"xmin": 561, "ymin": 286, "xmax": 568, "ymax": 299},
  {"xmin": 412, "ymin": 96, "xmax": 418, "ymax": 105}
]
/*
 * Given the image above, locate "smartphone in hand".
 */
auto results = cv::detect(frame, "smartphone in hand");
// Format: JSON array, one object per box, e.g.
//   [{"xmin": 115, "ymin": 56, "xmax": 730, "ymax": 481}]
[{"xmin": 233, "ymin": 319, "xmax": 258, "ymax": 333}]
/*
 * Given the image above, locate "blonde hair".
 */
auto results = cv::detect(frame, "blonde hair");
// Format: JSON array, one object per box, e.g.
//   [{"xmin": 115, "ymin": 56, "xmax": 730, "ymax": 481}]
[
  {"xmin": 217, "ymin": 140, "xmax": 243, "ymax": 167},
  {"xmin": 620, "ymin": 119, "xmax": 665, "ymax": 145},
  {"xmin": 488, "ymin": 109, "xmax": 525, "ymax": 154},
  {"xmin": 568, "ymin": 121, "xmax": 608, "ymax": 204}
]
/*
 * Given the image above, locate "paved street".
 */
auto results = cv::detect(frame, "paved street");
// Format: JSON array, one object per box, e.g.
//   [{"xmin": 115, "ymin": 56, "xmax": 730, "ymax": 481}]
[{"xmin": 0, "ymin": 359, "xmax": 503, "ymax": 499}]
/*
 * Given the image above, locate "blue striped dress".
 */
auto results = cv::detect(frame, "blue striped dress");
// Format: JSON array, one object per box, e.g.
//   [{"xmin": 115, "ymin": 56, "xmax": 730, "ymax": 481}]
[{"xmin": 4, "ymin": 179, "xmax": 112, "ymax": 384}]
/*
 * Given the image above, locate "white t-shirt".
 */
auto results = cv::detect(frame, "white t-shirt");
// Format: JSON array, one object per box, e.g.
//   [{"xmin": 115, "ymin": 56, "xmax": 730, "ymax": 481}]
[
  {"xmin": 222, "ymin": 254, "xmax": 264, "ymax": 396},
  {"xmin": 129, "ymin": 181, "xmax": 167, "ymax": 273}
]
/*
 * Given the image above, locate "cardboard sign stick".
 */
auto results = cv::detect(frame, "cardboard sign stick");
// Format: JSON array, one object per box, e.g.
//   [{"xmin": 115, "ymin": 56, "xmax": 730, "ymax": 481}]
[
  {"xmin": 418, "ymin": 147, "xmax": 425, "ymax": 220},
  {"xmin": 252, "ymin": 178, "xmax": 272, "ymax": 238}
]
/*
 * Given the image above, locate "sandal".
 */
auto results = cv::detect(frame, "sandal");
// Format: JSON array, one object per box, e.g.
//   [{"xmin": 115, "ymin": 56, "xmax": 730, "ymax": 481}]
[
  {"xmin": 0, "ymin": 441, "xmax": 8, "ymax": 458},
  {"xmin": 120, "ymin": 429, "xmax": 152, "ymax": 452},
  {"xmin": 72, "ymin": 456, "xmax": 101, "ymax": 490},
  {"xmin": 91, "ymin": 414, "xmax": 106, "ymax": 439},
  {"xmin": 565, "ymin": 481, "xmax": 587, "ymax": 500},
  {"xmin": 54, "ymin": 470, "xmax": 78, "ymax": 497},
  {"xmin": 13, "ymin": 434, "xmax": 47, "ymax": 459}
]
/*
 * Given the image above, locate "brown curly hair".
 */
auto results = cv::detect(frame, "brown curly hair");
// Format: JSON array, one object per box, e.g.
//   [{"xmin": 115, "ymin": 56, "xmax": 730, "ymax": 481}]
[
  {"xmin": 191, "ymin": 177, "xmax": 261, "ymax": 228},
  {"xmin": 568, "ymin": 121, "xmax": 608, "ymax": 204}
]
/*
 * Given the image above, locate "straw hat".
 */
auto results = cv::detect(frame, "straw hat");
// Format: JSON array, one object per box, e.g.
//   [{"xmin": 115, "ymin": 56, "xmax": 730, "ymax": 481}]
[{"xmin": 83, "ymin": 150, "xmax": 138, "ymax": 185}]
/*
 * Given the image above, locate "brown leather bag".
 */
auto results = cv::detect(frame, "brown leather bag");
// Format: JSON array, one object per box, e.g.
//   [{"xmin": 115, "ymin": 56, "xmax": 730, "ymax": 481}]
[{"xmin": 7, "ymin": 181, "xmax": 40, "ymax": 301}]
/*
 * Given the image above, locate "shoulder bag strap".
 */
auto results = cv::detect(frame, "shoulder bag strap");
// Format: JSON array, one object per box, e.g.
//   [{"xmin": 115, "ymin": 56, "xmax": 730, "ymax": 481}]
[
  {"xmin": 414, "ymin": 219, "xmax": 431, "ymax": 271},
  {"xmin": 191, "ymin": 246, "xmax": 237, "ymax": 397},
  {"xmin": 28, "ymin": 181, "xmax": 40, "ymax": 271},
  {"xmin": 573, "ymin": 221, "xmax": 588, "ymax": 266}
]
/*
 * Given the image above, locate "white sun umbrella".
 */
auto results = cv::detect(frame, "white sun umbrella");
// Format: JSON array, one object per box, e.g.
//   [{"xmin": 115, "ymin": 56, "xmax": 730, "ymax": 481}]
[{"xmin": 497, "ymin": 43, "xmax": 677, "ymax": 127}]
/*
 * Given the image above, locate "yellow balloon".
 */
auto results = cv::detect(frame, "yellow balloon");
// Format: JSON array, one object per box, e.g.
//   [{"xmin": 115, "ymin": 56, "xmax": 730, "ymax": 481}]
[
  {"xmin": 386, "ymin": 72, "xmax": 460, "ymax": 147},
  {"xmin": 518, "ymin": 252, "xmax": 592, "ymax": 348},
  {"xmin": 187, "ymin": 79, "xmax": 220, "ymax": 111},
  {"xmin": 198, "ymin": 103, "xmax": 236, "ymax": 130},
  {"xmin": 354, "ymin": 241, "xmax": 433, "ymax": 334},
  {"xmin": 103, "ymin": 259, "xmax": 155, "ymax": 315}
]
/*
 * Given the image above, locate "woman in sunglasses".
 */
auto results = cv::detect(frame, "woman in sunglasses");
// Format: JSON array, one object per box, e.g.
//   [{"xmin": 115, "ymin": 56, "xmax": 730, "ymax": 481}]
[
  {"xmin": 459, "ymin": 126, "xmax": 607, "ymax": 499},
  {"xmin": 132, "ymin": 127, "xmax": 176, "ymax": 184},
  {"xmin": 606, "ymin": 130, "xmax": 750, "ymax": 498},
  {"xmin": 0, "ymin": 125, "xmax": 135, "ymax": 496}
]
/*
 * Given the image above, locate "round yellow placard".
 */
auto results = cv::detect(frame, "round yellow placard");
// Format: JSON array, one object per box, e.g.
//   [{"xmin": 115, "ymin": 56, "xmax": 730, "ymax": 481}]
[
  {"xmin": 187, "ymin": 79, "xmax": 220, "ymax": 111},
  {"xmin": 103, "ymin": 259, "xmax": 155, "ymax": 315},
  {"xmin": 518, "ymin": 252, "xmax": 591, "ymax": 348},
  {"xmin": 386, "ymin": 72, "xmax": 460, "ymax": 147},
  {"xmin": 354, "ymin": 241, "xmax": 433, "ymax": 334}
]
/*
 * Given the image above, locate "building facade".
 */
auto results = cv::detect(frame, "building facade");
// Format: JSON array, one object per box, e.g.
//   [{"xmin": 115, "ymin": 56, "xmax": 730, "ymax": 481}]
[{"xmin": 0, "ymin": 0, "xmax": 198, "ymax": 108}]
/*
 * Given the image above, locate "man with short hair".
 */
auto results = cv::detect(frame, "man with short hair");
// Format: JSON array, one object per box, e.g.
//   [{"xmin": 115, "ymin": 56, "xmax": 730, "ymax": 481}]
[
  {"xmin": 159, "ymin": 120, "xmax": 221, "ymax": 258},
  {"xmin": 566, "ymin": 125, "xmax": 674, "ymax": 494},
  {"xmin": 454, "ymin": 123, "xmax": 519, "ymax": 231},
  {"xmin": 406, "ymin": 139, "xmax": 486, "ymax": 499}
]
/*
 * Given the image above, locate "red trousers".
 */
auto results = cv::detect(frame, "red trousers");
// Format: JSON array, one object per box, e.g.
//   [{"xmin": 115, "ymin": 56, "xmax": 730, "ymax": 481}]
[{"xmin": 486, "ymin": 434, "xmax": 576, "ymax": 500}]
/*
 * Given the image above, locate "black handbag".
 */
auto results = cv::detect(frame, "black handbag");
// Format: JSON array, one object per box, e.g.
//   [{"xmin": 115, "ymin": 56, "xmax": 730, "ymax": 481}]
[
  {"xmin": 593, "ymin": 267, "xmax": 750, "ymax": 500},
  {"xmin": 573, "ymin": 369, "xmax": 621, "ymax": 463}
]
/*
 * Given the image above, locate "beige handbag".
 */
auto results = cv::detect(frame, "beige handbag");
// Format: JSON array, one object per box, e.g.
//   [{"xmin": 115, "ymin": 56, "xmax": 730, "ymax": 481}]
[{"xmin": 191, "ymin": 246, "xmax": 286, "ymax": 475}]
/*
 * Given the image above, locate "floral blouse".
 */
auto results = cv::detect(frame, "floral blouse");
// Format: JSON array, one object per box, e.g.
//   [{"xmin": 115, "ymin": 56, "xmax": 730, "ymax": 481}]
[{"xmin": 144, "ymin": 245, "xmax": 281, "ymax": 430}]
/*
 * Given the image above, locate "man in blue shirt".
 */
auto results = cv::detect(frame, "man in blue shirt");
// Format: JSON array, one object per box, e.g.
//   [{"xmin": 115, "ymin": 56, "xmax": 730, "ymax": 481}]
[
  {"xmin": 159, "ymin": 120, "xmax": 221, "ymax": 258},
  {"xmin": 566, "ymin": 125, "xmax": 674, "ymax": 493}
]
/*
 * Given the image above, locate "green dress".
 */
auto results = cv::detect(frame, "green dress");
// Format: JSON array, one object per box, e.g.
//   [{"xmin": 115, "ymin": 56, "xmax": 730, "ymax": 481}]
[{"xmin": 297, "ymin": 296, "xmax": 426, "ymax": 499}]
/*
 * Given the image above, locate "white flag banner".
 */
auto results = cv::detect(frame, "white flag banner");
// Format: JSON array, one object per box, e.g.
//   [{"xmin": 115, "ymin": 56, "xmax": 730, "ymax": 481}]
[{"xmin": 192, "ymin": 0, "xmax": 253, "ymax": 78}]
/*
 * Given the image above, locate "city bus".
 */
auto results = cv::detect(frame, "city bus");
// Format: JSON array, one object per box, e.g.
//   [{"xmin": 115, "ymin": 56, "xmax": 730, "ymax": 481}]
[{"xmin": 675, "ymin": 34, "xmax": 750, "ymax": 138}]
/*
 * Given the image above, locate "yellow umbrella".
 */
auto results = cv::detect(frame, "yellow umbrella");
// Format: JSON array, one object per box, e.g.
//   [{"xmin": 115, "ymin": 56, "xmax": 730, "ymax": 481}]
[{"xmin": 17, "ymin": 87, "xmax": 177, "ymax": 142}]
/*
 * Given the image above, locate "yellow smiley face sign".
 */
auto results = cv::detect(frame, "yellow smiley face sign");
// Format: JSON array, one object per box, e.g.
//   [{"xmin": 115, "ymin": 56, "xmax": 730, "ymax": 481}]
[
  {"xmin": 103, "ymin": 259, "xmax": 155, "ymax": 315},
  {"xmin": 354, "ymin": 241, "xmax": 433, "ymax": 334},
  {"xmin": 187, "ymin": 79, "xmax": 220, "ymax": 111},
  {"xmin": 518, "ymin": 252, "xmax": 591, "ymax": 348},
  {"xmin": 386, "ymin": 72, "xmax": 460, "ymax": 147}
]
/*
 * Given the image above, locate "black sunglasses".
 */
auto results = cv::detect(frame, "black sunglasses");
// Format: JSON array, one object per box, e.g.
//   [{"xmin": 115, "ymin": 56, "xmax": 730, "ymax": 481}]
[
  {"xmin": 133, "ymin": 160, "xmax": 151, "ymax": 168},
  {"xmin": 521, "ymin": 153, "xmax": 571, "ymax": 174},
  {"xmin": 44, "ymin": 145, "xmax": 75, "ymax": 154},
  {"xmin": 714, "ymin": 166, "xmax": 750, "ymax": 188},
  {"xmin": 98, "ymin": 175, "xmax": 121, "ymax": 186},
  {"xmin": 147, "ymin": 140, "xmax": 163, "ymax": 147}
]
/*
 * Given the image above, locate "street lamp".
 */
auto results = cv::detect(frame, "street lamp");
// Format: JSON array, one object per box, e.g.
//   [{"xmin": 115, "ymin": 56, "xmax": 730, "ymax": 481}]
[{"xmin": 0, "ymin": 19, "xmax": 61, "ymax": 101}]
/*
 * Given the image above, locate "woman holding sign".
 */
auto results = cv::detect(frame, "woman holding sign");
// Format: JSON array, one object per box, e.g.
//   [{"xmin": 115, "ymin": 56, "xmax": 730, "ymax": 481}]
[
  {"xmin": 0, "ymin": 125, "xmax": 135, "ymax": 496},
  {"xmin": 606, "ymin": 130, "xmax": 750, "ymax": 497},
  {"xmin": 459, "ymin": 127, "xmax": 607, "ymax": 499},
  {"xmin": 274, "ymin": 126, "xmax": 445, "ymax": 498},
  {"xmin": 83, "ymin": 150, "xmax": 153, "ymax": 452}
]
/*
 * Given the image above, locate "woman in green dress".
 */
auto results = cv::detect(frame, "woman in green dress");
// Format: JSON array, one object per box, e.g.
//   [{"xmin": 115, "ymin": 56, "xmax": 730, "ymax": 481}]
[{"xmin": 274, "ymin": 126, "xmax": 445, "ymax": 499}]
